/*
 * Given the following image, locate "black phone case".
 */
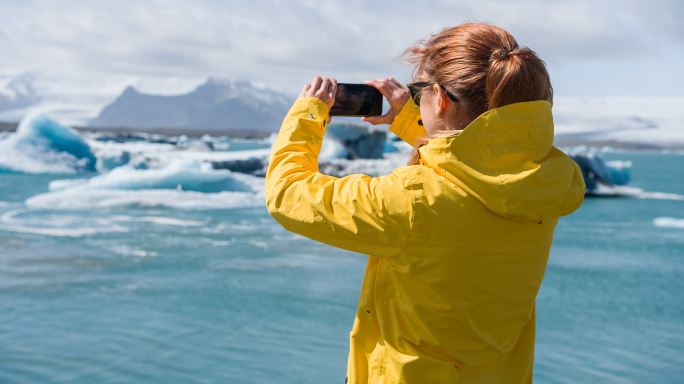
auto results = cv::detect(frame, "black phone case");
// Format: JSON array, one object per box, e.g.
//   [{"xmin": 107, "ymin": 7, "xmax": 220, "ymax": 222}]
[{"xmin": 330, "ymin": 84, "xmax": 383, "ymax": 116}]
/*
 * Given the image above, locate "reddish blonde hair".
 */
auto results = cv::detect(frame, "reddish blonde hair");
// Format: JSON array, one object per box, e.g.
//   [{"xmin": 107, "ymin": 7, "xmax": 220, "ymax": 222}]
[{"xmin": 405, "ymin": 23, "xmax": 553, "ymax": 165}]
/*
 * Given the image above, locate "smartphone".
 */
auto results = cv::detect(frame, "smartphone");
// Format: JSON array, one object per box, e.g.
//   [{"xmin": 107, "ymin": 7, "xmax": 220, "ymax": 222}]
[{"xmin": 330, "ymin": 83, "xmax": 383, "ymax": 116}]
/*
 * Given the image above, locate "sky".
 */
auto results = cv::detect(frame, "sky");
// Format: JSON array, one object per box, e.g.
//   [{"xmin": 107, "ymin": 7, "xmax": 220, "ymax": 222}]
[{"xmin": 1, "ymin": 0, "xmax": 683, "ymax": 101}]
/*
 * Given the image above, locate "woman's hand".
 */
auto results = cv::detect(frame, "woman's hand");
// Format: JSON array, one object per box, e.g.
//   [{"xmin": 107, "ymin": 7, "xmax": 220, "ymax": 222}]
[
  {"xmin": 362, "ymin": 77, "xmax": 410, "ymax": 125},
  {"xmin": 299, "ymin": 75, "xmax": 337, "ymax": 110}
]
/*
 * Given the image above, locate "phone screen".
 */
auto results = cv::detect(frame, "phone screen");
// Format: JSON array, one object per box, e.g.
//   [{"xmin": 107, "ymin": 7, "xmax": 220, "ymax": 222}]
[{"xmin": 330, "ymin": 84, "xmax": 383, "ymax": 116}]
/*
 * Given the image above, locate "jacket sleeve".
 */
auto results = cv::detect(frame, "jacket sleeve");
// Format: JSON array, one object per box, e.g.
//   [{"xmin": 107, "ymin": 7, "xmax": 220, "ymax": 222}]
[
  {"xmin": 265, "ymin": 96, "xmax": 415, "ymax": 257},
  {"xmin": 388, "ymin": 98, "xmax": 426, "ymax": 146}
]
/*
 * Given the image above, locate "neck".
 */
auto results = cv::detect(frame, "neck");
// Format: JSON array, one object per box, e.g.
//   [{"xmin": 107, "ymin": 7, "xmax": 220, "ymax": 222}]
[
  {"xmin": 429, "ymin": 110, "xmax": 473, "ymax": 135},
  {"xmin": 447, "ymin": 102, "xmax": 475, "ymax": 131}
]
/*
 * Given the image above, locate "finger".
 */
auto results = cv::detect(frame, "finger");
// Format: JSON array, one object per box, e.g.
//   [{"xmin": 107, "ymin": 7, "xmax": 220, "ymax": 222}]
[
  {"xmin": 324, "ymin": 77, "xmax": 333, "ymax": 95},
  {"xmin": 361, "ymin": 115, "xmax": 377, "ymax": 124},
  {"xmin": 361, "ymin": 114, "xmax": 391, "ymax": 125},
  {"xmin": 316, "ymin": 77, "xmax": 331, "ymax": 98},
  {"xmin": 299, "ymin": 83, "xmax": 311, "ymax": 98},
  {"xmin": 384, "ymin": 80, "xmax": 399, "ymax": 93},
  {"xmin": 330, "ymin": 79, "xmax": 337, "ymax": 102},
  {"xmin": 372, "ymin": 81, "xmax": 393, "ymax": 100},
  {"xmin": 366, "ymin": 79, "xmax": 386, "ymax": 93},
  {"xmin": 362, "ymin": 115, "xmax": 390, "ymax": 125},
  {"xmin": 310, "ymin": 75, "xmax": 322, "ymax": 93},
  {"xmin": 366, "ymin": 79, "xmax": 388, "ymax": 89},
  {"xmin": 364, "ymin": 79, "xmax": 378, "ymax": 88},
  {"xmin": 390, "ymin": 77, "xmax": 404, "ymax": 88},
  {"xmin": 380, "ymin": 78, "xmax": 396, "ymax": 91}
]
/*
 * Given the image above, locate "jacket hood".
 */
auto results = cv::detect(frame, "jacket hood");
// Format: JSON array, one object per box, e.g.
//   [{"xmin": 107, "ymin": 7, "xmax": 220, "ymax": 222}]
[{"xmin": 418, "ymin": 100, "xmax": 585, "ymax": 223}]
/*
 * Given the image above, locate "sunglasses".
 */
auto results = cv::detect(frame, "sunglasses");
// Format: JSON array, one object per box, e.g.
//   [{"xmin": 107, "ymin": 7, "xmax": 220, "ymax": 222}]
[{"xmin": 407, "ymin": 81, "xmax": 459, "ymax": 105}]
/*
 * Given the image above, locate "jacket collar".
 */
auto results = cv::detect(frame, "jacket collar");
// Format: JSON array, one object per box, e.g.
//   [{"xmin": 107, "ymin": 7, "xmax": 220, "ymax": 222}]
[{"xmin": 416, "ymin": 100, "xmax": 584, "ymax": 222}]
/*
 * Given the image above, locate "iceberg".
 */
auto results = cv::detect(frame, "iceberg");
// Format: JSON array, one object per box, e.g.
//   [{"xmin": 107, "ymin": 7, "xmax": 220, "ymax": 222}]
[
  {"xmin": 570, "ymin": 152, "xmax": 632, "ymax": 194},
  {"xmin": 87, "ymin": 137, "xmax": 270, "ymax": 173},
  {"xmin": 325, "ymin": 123, "xmax": 387, "ymax": 160},
  {"xmin": 26, "ymin": 159, "xmax": 265, "ymax": 210},
  {"xmin": 0, "ymin": 112, "xmax": 96, "ymax": 173},
  {"xmin": 319, "ymin": 136, "xmax": 349, "ymax": 162},
  {"xmin": 314, "ymin": 123, "xmax": 391, "ymax": 163},
  {"xmin": 210, "ymin": 158, "xmax": 266, "ymax": 175},
  {"xmin": 48, "ymin": 160, "xmax": 255, "ymax": 193},
  {"xmin": 653, "ymin": 217, "xmax": 684, "ymax": 229},
  {"xmin": 384, "ymin": 134, "xmax": 413, "ymax": 154},
  {"xmin": 567, "ymin": 146, "xmax": 633, "ymax": 194},
  {"xmin": 604, "ymin": 160, "xmax": 632, "ymax": 186},
  {"xmin": 319, "ymin": 151, "xmax": 411, "ymax": 177}
]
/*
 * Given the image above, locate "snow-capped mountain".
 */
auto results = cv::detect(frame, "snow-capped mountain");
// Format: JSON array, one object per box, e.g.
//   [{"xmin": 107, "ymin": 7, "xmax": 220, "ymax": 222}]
[
  {"xmin": 90, "ymin": 78, "xmax": 292, "ymax": 132},
  {"xmin": 0, "ymin": 73, "xmax": 40, "ymax": 111},
  {"xmin": 2, "ymin": 72, "xmax": 683, "ymax": 148}
]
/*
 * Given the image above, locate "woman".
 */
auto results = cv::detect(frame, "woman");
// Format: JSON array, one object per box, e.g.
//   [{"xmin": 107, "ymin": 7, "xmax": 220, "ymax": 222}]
[{"xmin": 265, "ymin": 22, "xmax": 585, "ymax": 383}]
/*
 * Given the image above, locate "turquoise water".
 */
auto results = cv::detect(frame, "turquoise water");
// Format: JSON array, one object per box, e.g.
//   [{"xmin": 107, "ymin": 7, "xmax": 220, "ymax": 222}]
[{"xmin": 1, "ymin": 151, "xmax": 683, "ymax": 383}]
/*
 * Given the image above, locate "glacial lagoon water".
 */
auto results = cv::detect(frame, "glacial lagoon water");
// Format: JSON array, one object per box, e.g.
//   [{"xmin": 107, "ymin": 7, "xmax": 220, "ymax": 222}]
[{"xmin": 1, "ymin": 127, "xmax": 683, "ymax": 383}]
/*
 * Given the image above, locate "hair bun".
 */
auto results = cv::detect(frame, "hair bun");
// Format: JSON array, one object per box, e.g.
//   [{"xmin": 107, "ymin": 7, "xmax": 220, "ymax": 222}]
[{"xmin": 491, "ymin": 47, "xmax": 513, "ymax": 61}]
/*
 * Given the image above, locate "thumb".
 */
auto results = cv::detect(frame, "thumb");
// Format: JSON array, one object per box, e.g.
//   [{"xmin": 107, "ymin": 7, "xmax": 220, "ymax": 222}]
[
  {"xmin": 361, "ymin": 115, "xmax": 384, "ymax": 125},
  {"xmin": 363, "ymin": 108, "xmax": 397, "ymax": 125}
]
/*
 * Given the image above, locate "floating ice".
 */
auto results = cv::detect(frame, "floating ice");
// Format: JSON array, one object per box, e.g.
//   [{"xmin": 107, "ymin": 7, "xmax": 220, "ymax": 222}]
[
  {"xmin": 319, "ymin": 151, "xmax": 410, "ymax": 177},
  {"xmin": 324, "ymin": 123, "xmax": 387, "ymax": 159},
  {"xmin": 605, "ymin": 160, "xmax": 632, "ymax": 186},
  {"xmin": 86, "ymin": 136, "xmax": 271, "ymax": 174},
  {"xmin": 0, "ymin": 112, "xmax": 96, "ymax": 173},
  {"xmin": 589, "ymin": 184, "xmax": 684, "ymax": 200},
  {"xmin": 110, "ymin": 245, "xmax": 158, "ymax": 258},
  {"xmin": 384, "ymin": 136, "xmax": 413, "ymax": 154},
  {"xmin": 26, "ymin": 159, "xmax": 265, "ymax": 210},
  {"xmin": 653, "ymin": 217, "xmax": 684, "ymax": 229},
  {"xmin": 10, "ymin": 113, "xmax": 96, "ymax": 167},
  {"xmin": 319, "ymin": 136, "xmax": 349, "ymax": 162},
  {"xmin": 95, "ymin": 148, "xmax": 132, "ymax": 172},
  {"xmin": 318, "ymin": 124, "xmax": 390, "ymax": 162},
  {"xmin": 48, "ymin": 160, "xmax": 256, "ymax": 192},
  {"xmin": 568, "ymin": 148, "xmax": 632, "ymax": 193}
]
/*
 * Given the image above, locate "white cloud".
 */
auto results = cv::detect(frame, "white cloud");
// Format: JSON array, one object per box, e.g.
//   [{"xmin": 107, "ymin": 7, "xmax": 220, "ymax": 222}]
[{"xmin": 0, "ymin": 0, "xmax": 682, "ymax": 98}]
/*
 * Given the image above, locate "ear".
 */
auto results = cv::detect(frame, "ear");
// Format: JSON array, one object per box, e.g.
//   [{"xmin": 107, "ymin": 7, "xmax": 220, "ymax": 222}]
[{"xmin": 432, "ymin": 84, "xmax": 449, "ymax": 117}]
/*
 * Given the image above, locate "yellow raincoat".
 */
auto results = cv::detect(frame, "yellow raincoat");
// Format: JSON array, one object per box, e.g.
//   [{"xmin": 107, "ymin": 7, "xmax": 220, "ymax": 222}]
[{"xmin": 265, "ymin": 96, "xmax": 585, "ymax": 383}]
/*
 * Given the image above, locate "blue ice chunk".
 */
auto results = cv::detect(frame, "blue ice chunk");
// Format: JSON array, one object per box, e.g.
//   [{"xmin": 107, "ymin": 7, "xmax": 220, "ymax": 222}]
[
  {"xmin": 606, "ymin": 161, "xmax": 631, "ymax": 186},
  {"xmin": 11, "ymin": 113, "xmax": 96, "ymax": 172},
  {"xmin": 325, "ymin": 123, "xmax": 386, "ymax": 159},
  {"xmin": 384, "ymin": 140, "xmax": 399, "ymax": 153},
  {"xmin": 73, "ymin": 160, "xmax": 254, "ymax": 193}
]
